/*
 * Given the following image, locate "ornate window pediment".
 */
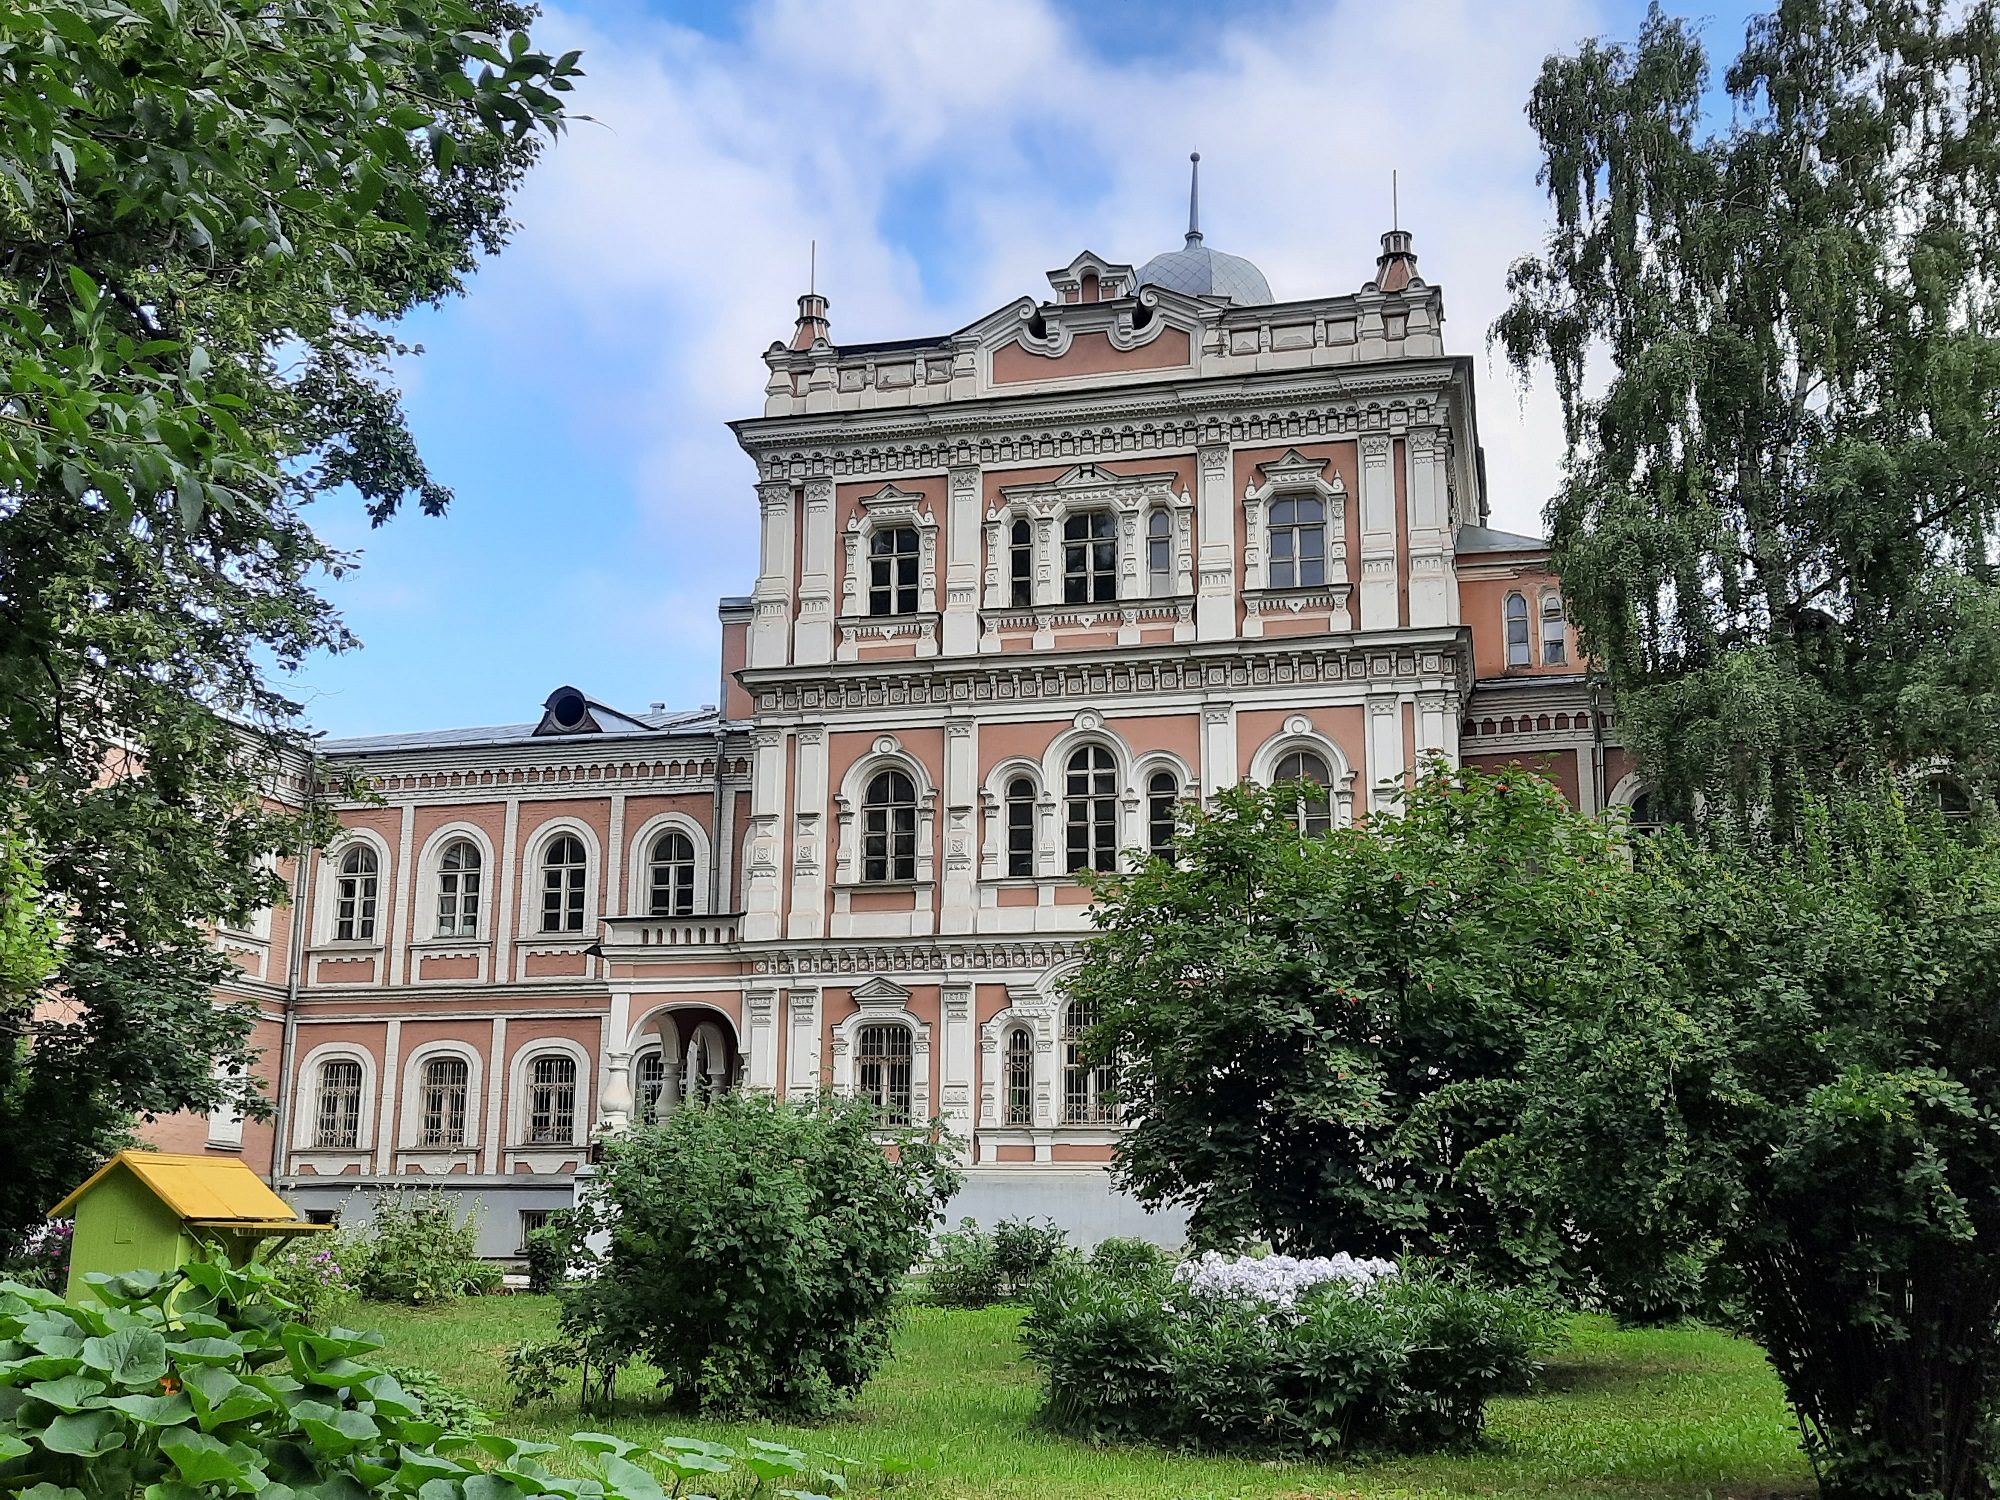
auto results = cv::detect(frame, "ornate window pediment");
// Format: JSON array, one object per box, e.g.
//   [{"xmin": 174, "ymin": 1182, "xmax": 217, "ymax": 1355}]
[{"xmin": 852, "ymin": 977, "xmax": 913, "ymax": 1009}]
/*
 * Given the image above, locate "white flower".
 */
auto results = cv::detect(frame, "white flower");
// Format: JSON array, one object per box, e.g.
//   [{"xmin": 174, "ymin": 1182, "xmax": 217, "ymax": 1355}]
[{"xmin": 1170, "ymin": 1250, "xmax": 1398, "ymax": 1309}]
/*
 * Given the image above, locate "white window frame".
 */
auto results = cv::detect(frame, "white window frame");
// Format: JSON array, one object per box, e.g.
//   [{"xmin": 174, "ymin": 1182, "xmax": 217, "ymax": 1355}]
[
  {"xmin": 397, "ymin": 1041, "xmax": 484, "ymax": 1151},
  {"xmin": 293, "ymin": 1043, "xmax": 377, "ymax": 1152},
  {"xmin": 1249, "ymin": 722, "xmax": 1357, "ymax": 830},
  {"xmin": 417, "ymin": 823, "xmax": 494, "ymax": 943},
  {"xmin": 1505, "ymin": 591, "xmax": 1532, "ymax": 668},
  {"xmin": 829, "ymin": 979, "xmax": 932, "ymax": 1125},
  {"xmin": 1539, "ymin": 591, "xmax": 1568, "ymax": 665},
  {"xmin": 624, "ymin": 813, "xmax": 711, "ymax": 918},
  {"xmin": 520, "ymin": 820, "xmax": 601, "ymax": 939},
  {"xmin": 509, "ymin": 1039, "xmax": 593, "ymax": 1149},
  {"xmin": 978, "ymin": 998, "xmax": 1054, "ymax": 1130},
  {"xmin": 840, "ymin": 484, "xmax": 939, "ymax": 619},
  {"xmin": 834, "ymin": 741, "xmax": 938, "ymax": 887},
  {"xmin": 1243, "ymin": 449, "xmax": 1349, "ymax": 594},
  {"xmin": 981, "ymin": 465, "xmax": 1193, "ymax": 610},
  {"xmin": 319, "ymin": 832, "xmax": 391, "ymax": 946}
]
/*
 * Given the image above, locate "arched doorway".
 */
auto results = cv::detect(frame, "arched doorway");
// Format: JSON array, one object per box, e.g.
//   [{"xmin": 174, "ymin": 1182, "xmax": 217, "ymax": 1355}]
[{"xmin": 631, "ymin": 1004, "xmax": 741, "ymax": 1124}]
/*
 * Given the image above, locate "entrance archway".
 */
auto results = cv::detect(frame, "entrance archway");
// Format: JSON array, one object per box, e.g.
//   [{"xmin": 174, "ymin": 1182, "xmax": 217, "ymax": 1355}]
[{"xmin": 631, "ymin": 1004, "xmax": 741, "ymax": 1124}]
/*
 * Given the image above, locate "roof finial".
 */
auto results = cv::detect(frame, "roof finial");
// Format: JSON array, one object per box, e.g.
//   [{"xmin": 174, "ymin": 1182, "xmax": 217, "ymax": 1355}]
[
  {"xmin": 1392, "ymin": 169, "xmax": 1399, "ymax": 231},
  {"xmin": 1186, "ymin": 151, "xmax": 1202, "ymax": 246}
]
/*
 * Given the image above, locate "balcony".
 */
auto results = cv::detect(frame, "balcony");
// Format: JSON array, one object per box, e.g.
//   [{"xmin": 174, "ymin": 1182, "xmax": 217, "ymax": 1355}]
[{"xmin": 600, "ymin": 914, "xmax": 743, "ymax": 951}]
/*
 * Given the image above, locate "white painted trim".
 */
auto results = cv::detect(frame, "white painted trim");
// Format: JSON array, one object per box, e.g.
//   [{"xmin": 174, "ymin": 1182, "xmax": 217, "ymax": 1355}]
[
  {"xmin": 294, "ymin": 1041, "xmax": 378, "ymax": 1151},
  {"xmin": 625, "ymin": 812, "xmax": 713, "ymax": 917},
  {"xmin": 415, "ymin": 821, "xmax": 496, "ymax": 942},
  {"xmin": 317, "ymin": 829, "xmax": 392, "ymax": 946},
  {"xmin": 519, "ymin": 816, "xmax": 603, "ymax": 939},
  {"xmin": 507, "ymin": 1036, "xmax": 594, "ymax": 1149},
  {"xmin": 396, "ymin": 1039, "xmax": 486, "ymax": 1150}
]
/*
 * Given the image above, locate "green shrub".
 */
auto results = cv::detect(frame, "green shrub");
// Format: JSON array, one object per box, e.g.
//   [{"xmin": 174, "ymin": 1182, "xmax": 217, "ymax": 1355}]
[
  {"xmin": 991, "ymin": 1216, "xmax": 1069, "ymax": 1292},
  {"xmin": 1090, "ymin": 1236, "xmax": 1174, "ymax": 1282},
  {"xmin": 354, "ymin": 1189, "xmax": 495, "ymax": 1304},
  {"xmin": 1022, "ymin": 1260, "xmax": 1554, "ymax": 1453},
  {"xmin": 926, "ymin": 1220, "xmax": 1002, "ymax": 1308},
  {"xmin": 258, "ymin": 1233, "xmax": 362, "ymax": 1326},
  {"xmin": 0, "ymin": 1259, "xmax": 654, "ymax": 1500},
  {"xmin": 378, "ymin": 1363, "xmax": 490, "ymax": 1438},
  {"xmin": 0, "ymin": 1221, "xmax": 71, "ymax": 1291},
  {"xmin": 549, "ymin": 1091, "xmax": 959, "ymax": 1419},
  {"xmin": 524, "ymin": 1210, "xmax": 577, "ymax": 1295}
]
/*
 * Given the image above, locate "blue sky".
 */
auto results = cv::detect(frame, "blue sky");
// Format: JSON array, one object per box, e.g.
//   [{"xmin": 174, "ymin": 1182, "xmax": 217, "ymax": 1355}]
[{"xmin": 287, "ymin": 0, "xmax": 1758, "ymax": 739}]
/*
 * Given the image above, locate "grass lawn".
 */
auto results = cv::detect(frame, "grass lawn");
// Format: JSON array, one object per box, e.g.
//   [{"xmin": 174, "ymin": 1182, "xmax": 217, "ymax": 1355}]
[{"xmin": 363, "ymin": 1296, "xmax": 1816, "ymax": 1500}]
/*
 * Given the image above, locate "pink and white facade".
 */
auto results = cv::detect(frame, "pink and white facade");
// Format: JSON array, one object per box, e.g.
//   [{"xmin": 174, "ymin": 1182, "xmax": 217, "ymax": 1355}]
[{"xmin": 155, "ymin": 215, "xmax": 1633, "ymax": 1253}]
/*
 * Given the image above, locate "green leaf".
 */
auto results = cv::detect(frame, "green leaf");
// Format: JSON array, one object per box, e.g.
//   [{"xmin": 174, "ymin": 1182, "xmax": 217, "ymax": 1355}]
[
  {"xmin": 28, "ymin": 1373, "xmax": 106, "ymax": 1410},
  {"xmin": 82, "ymin": 1328, "xmax": 169, "ymax": 1385},
  {"xmin": 0, "ymin": 1433, "xmax": 30, "ymax": 1460},
  {"xmin": 43, "ymin": 1408, "xmax": 125, "ymax": 1457},
  {"xmin": 463, "ymin": 1475, "xmax": 524, "ymax": 1500},
  {"xmin": 167, "ymin": 1337, "xmax": 244, "ymax": 1365},
  {"xmin": 160, "ymin": 1428, "xmax": 250, "ymax": 1484},
  {"xmin": 104, "ymin": 1391, "xmax": 195, "ymax": 1425},
  {"xmin": 599, "ymin": 1455, "xmax": 664, "ymax": 1500},
  {"xmin": 572, "ymin": 1432, "xmax": 637, "ymax": 1459}
]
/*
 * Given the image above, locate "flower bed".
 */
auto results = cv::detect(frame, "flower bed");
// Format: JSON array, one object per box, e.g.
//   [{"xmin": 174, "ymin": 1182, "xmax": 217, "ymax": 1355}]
[{"xmin": 1022, "ymin": 1252, "xmax": 1554, "ymax": 1453}]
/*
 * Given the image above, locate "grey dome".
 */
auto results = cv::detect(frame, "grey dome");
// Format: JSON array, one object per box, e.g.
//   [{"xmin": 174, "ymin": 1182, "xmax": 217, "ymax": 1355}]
[{"xmin": 1136, "ymin": 234, "xmax": 1273, "ymax": 305}]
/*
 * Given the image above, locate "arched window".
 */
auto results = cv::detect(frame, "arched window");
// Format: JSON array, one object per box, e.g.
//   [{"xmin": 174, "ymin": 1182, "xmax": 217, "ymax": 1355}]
[
  {"xmin": 1273, "ymin": 749, "xmax": 1334, "ymax": 837},
  {"xmin": 1064, "ymin": 746, "xmax": 1118, "ymax": 874},
  {"xmin": 856, "ymin": 1024, "xmax": 913, "ymax": 1126},
  {"xmin": 526, "ymin": 1054, "xmax": 577, "ymax": 1143},
  {"xmin": 648, "ymin": 830, "xmax": 697, "ymax": 917},
  {"xmin": 1062, "ymin": 511, "xmax": 1117, "ymax": 603},
  {"xmin": 1004, "ymin": 1027, "xmax": 1034, "ymax": 1126},
  {"xmin": 1924, "ymin": 775, "xmax": 1973, "ymax": 821},
  {"xmin": 1268, "ymin": 496, "xmax": 1326, "ymax": 588},
  {"xmin": 1006, "ymin": 777, "xmax": 1037, "ymax": 879},
  {"xmin": 863, "ymin": 770, "xmax": 918, "ymax": 883},
  {"xmin": 435, "ymin": 840, "xmax": 481, "ymax": 937},
  {"xmin": 1146, "ymin": 770, "xmax": 1179, "ymax": 861},
  {"xmin": 334, "ymin": 847, "xmax": 378, "ymax": 942},
  {"xmin": 417, "ymin": 1056, "xmax": 468, "ymax": 1147},
  {"xmin": 540, "ymin": 836, "xmax": 587, "ymax": 933},
  {"xmin": 1627, "ymin": 789, "xmax": 1665, "ymax": 835},
  {"xmin": 1061, "ymin": 1002, "xmax": 1115, "ymax": 1124},
  {"xmin": 314, "ymin": 1059, "xmax": 362, "ymax": 1148},
  {"xmin": 1540, "ymin": 593, "xmax": 1567, "ymax": 665},
  {"xmin": 1009, "ymin": 518, "xmax": 1033, "ymax": 608},
  {"xmin": 636, "ymin": 1049, "xmax": 665, "ymax": 1125},
  {"xmin": 1504, "ymin": 592, "xmax": 1531, "ymax": 667},
  {"xmin": 869, "ymin": 526, "xmax": 920, "ymax": 616},
  {"xmin": 1146, "ymin": 509, "xmax": 1173, "ymax": 596}
]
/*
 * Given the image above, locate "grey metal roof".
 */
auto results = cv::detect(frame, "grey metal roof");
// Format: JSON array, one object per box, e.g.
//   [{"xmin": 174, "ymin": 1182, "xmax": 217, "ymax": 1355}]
[
  {"xmin": 1135, "ymin": 235, "xmax": 1274, "ymax": 306},
  {"xmin": 1456, "ymin": 523, "xmax": 1549, "ymax": 554},
  {"xmin": 324, "ymin": 702, "xmax": 725, "ymax": 756}
]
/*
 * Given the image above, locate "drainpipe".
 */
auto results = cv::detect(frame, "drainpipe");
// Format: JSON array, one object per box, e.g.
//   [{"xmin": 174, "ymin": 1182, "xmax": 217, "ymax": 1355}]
[
  {"xmin": 271, "ymin": 738, "xmax": 322, "ymax": 1183},
  {"xmin": 1589, "ymin": 677, "xmax": 1608, "ymax": 815},
  {"xmin": 710, "ymin": 723, "xmax": 727, "ymax": 916}
]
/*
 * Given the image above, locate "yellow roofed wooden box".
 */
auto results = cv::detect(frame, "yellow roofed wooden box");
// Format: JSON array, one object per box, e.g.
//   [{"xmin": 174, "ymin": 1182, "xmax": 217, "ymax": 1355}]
[{"xmin": 48, "ymin": 1150, "xmax": 331, "ymax": 1301}]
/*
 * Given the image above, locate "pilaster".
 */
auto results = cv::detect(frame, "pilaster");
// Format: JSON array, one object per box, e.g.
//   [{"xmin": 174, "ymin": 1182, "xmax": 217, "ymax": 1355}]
[
  {"xmin": 795, "ymin": 477, "xmax": 835, "ymax": 664},
  {"xmin": 373, "ymin": 1017, "xmax": 402, "ymax": 1174},
  {"xmin": 787, "ymin": 726, "xmax": 827, "ymax": 938},
  {"xmin": 750, "ymin": 480, "xmax": 795, "ymax": 669},
  {"xmin": 1359, "ymin": 434, "xmax": 1398, "ymax": 630},
  {"xmin": 942, "ymin": 464, "xmax": 982, "ymax": 656},
  {"xmin": 1195, "ymin": 442, "xmax": 1236, "ymax": 640},
  {"xmin": 743, "ymin": 727, "xmax": 788, "ymax": 942},
  {"xmin": 1201, "ymin": 702, "xmax": 1238, "ymax": 799},
  {"xmin": 745, "ymin": 986, "xmax": 780, "ymax": 1092},
  {"xmin": 1367, "ymin": 695, "xmax": 1407, "ymax": 814},
  {"xmin": 941, "ymin": 718, "xmax": 977, "ymax": 934},
  {"xmin": 941, "ymin": 982, "xmax": 975, "ymax": 1151},
  {"xmin": 1406, "ymin": 427, "xmax": 1454, "ymax": 628},
  {"xmin": 786, "ymin": 986, "xmax": 822, "ymax": 1099}
]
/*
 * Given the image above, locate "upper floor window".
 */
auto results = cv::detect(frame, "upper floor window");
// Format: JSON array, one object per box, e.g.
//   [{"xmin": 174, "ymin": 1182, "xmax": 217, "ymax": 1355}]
[
  {"xmin": 540, "ymin": 836, "xmax": 587, "ymax": 933},
  {"xmin": 1006, "ymin": 777, "xmax": 1036, "ymax": 879},
  {"xmin": 637, "ymin": 1049, "xmax": 666, "ymax": 1125},
  {"xmin": 1268, "ymin": 496, "xmax": 1326, "ymax": 588},
  {"xmin": 856, "ymin": 1024, "xmax": 913, "ymax": 1126},
  {"xmin": 1505, "ymin": 592, "xmax": 1531, "ymax": 667},
  {"xmin": 1274, "ymin": 749, "xmax": 1334, "ymax": 837},
  {"xmin": 1010, "ymin": 519, "xmax": 1033, "ymax": 608},
  {"xmin": 1146, "ymin": 771, "xmax": 1179, "ymax": 861},
  {"xmin": 649, "ymin": 830, "xmax": 697, "ymax": 917},
  {"xmin": 436, "ymin": 840, "xmax": 481, "ymax": 937},
  {"xmin": 869, "ymin": 526, "xmax": 920, "ymax": 616},
  {"xmin": 1146, "ymin": 510, "xmax": 1172, "ymax": 596},
  {"xmin": 1062, "ymin": 1001, "xmax": 1116, "ymax": 1124},
  {"xmin": 1065, "ymin": 745, "xmax": 1118, "ymax": 874},
  {"xmin": 417, "ymin": 1056, "xmax": 468, "ymax": 1147},
  {"xmin": 1540, "ymin": 594, "xmax": 1567, "ymax": 665},
  {"xmin": 1063, "ymin": 512, "xmax": 1117, "ymax": 604},
  {"xmin": 527, "ymin": 1054, "xmax": 576, "ymax": 1143},
  {"xmin": 334, "ymin": 847, "xmax": 378, "ymax": 942},
  {"xmin": 863, "ymin": 769, "xmax": 918, "ymax": 883},
  {"xmin": 314, "ymin": 1059, "xmax": 362, "ymax": 1148},
  {"xmin": 1005, "ymin": 1027, "xmax": 1034, "ymax": 1126}
]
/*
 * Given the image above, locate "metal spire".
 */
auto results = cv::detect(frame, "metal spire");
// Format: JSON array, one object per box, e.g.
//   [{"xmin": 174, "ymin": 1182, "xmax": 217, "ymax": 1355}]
[{"xmin": 1186, "ymin": 151, "xmax": 1202, "ymax": 245}]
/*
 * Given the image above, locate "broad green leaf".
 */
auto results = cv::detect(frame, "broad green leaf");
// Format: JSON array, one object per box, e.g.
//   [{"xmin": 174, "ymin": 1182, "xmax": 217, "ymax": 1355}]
[
  {"xmin": 43, "ymin": 1408, "xmax": 125, "ymax": 1456},
  {"xmin": 571, "ymin": 1432, "xmax": 637, "ymax": 1458},
  {"xmin": 657, "ymin": 1437, "xmax": 735, "ymax": 1460},
  {"xmin": 167, "ymin": 1337, "xmax": 245, "ymax": 1365},
  {"xmin": 0, "ymin": 1433, "xmax": 30, "ymax": 1461},
  {"xmin": 28, "ymin": 1373, "xmax": 106, "ymax": 1410},
  {"xmin": 598, "ymin": 1455, "xmax": 664, "ymax": 1500},
  {"xmin": 160, "ymin": 1428, "xmax": 250, "ymax": 1484},
  {"xmin": 82, "ymin": 1328, "xmax": 169, "ymax": 1385},
  {"xmin": 104, "ymin": 1391, "xmax": 194, "ymax": 1425},
  {"xmin": 462, "ymin": 1475, "xmax": 524, "ymax": 1500},
  {"xmin": 19, "ymin": 1485, "xmax": 86, "ymax": 1500}
]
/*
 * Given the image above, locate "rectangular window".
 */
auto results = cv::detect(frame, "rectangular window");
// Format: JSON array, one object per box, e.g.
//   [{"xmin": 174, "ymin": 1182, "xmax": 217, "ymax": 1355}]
[
  {"xmin": 517, "ymin": 1208, "xmax": 552, "ymax": 1253},
  {"xmin": 1062, "ymin": 512, "xmax": 1117, "ymax": 604},
  {"xmin": 1062, "ymin": 1003, "xmax": 1116, "ymax": 1124},
  {"xmin": 1505, "ymin": 594, "xmax": 1532, "ymax": 667},
  {"xmin": 1009, "ymin": 519, "xmax": 1033, "ymax": 608},
  {"xmin": 527, "ymin": 1056, "xmax": 576, "ymax": 1143},
  {"xmin": 856, "ymin": 1025, "xmax": 913, "ymax": 1126},
  {"xmin": 418, "ymin": 1058, "xmax": 469, "ymax": 1147},
  {"xmin": 1006, "ymin": 780, "xmax": 1036, "ymax": 879},
  {"xmin": 315, "ymin": 1061, "xmax": 362, "ymax": 1149},
  {"xmin": 1268, "ymin": 497, "xmax": 1326, "ymax": 589},
  {"xmin": 1146, "ymin": 510, "xmax": 1173, "ymax": 596},
  {"xmin": 869, "ymin": 527, "xmax": 921, "ymax": 616},
  {"xmin": 1541, "ymin": 596, "xmax": 1568, "ymax": 665}
]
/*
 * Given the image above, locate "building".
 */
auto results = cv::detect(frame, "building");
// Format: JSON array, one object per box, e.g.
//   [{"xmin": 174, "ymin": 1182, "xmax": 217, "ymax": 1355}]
[{"xmin": 146, "ymin": 177, "xmax": 1639, "ymax": 1254}]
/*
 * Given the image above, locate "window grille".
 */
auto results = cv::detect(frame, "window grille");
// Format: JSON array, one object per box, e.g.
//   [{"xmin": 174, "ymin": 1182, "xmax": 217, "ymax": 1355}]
[
  {"xmin": 315, "ymin": 1060, "xmax": 362, "ymax": 1148},
  {"xmin": 856, "ymin": 1024, "xmax": 913, "ymax": 1126},
  {"xmin": 1062, "ymin": 511, "xmax": 1117, "ymax": 604},
  {"xmin": 1062, "ymin": 1002, "xmax": 1115, "ymax": 1124},
  {"xmin": 435, "ymin": 840, "xmax": 481, "ymax": 937},
  {"xmin": 1064, "ymin": 746, "xmax": 1118, "ymax": 873},
  {"xmin": 637, "ymin": 1049, "xmax": 666, "ymax": 1124},
  {"xmin": 1505, "ymin": 592, "xmax": 1531, "ymax": 667},
  {"xmin": 1267, "ymin": 496, "xmax": 1326, "ymax": 588},
  {"xmin": 540, "ymin": 836, "xmax": 587, "ymax": 933},
  {"xmin": 863, "ymin": 770, "xmax": 918, "ymax": 883},
  {"xmin": 1274, "ymin": 750, "xmax": 1334, "ymax": 837},
  {"xmin": 1146, "ymin": 509, "xmax": 1173, "ymax": 596},
  {"xmin": 1005, "ymin": 777, "xmax": 1036, "ymax": 878},
  {"xmin": 517, "ymin": 1209, "xmax": 551, "ymax": 1253},
  {"xmin": 418, "ymin": 1056, "xmax": 469, "ymax": 1146},
  {"xmin": 648, "ymin": 830, "xmax": 697, "ymax": 916},
  {"xmin": 335, "ymin": 847, "xmax": 377, "ymax": 942},
  {"xmin": 1009, "ymin": 519, "xmax": 1033, "ymax": 608},
  {"xmin": 1005, "ymin": 1027, "xmax": 1034, "ymax": 1126},
  {"xmin": 527, "ymin": 1055, "xmax": 576, "ymax": 1143},
  {"xmin": 869, "ymin": 526, "xmax": 920, "ymax": 616},
  {"xmin": 1147, "ymin": 770, "xmax": 1179, "ymax": 861},
  {"xmin": 1540, "ymin": 593, "xmax": 1567, "ymax": 665}
]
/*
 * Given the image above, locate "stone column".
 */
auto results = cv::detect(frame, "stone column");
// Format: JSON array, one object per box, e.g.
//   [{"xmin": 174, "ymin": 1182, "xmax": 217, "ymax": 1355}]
[{"xmin": 749, "ymin": 479, "xmax": 795, "ymax": 669}]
